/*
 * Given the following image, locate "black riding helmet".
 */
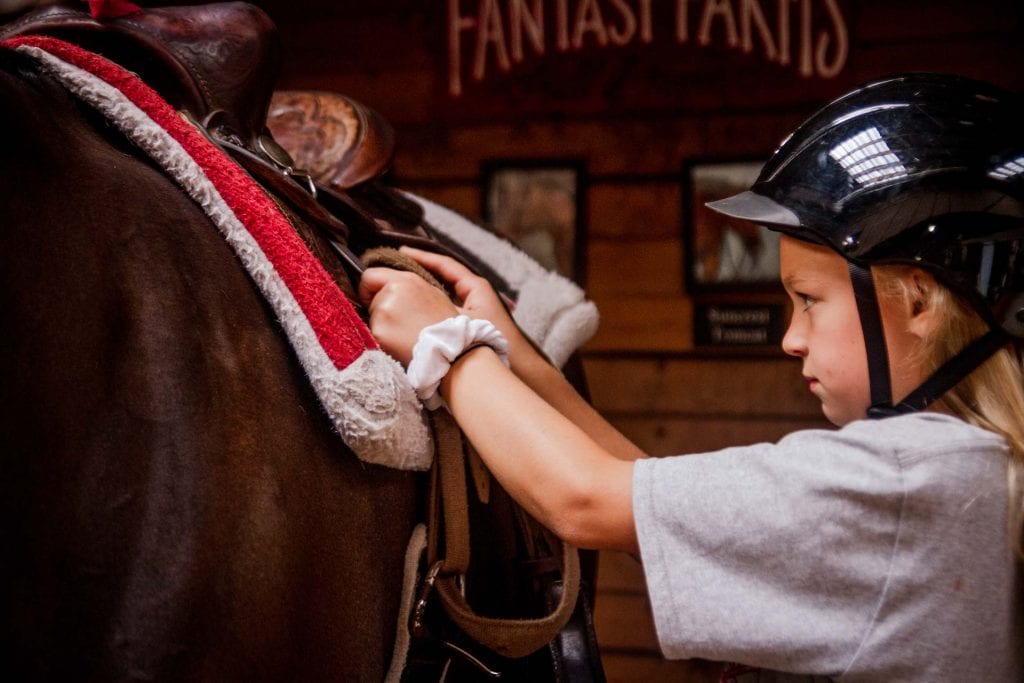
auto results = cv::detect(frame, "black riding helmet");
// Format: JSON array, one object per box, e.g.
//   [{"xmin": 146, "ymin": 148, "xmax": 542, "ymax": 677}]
[{"xmin": 708, "ymin": 73, "xmax": 1024, "ymax": 418}]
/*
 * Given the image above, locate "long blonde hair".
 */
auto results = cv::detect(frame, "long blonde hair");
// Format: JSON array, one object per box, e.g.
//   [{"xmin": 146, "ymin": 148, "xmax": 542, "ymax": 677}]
[{"xmin": 877, "ymin": 265, "xmax": 1024, "ymax": 557}]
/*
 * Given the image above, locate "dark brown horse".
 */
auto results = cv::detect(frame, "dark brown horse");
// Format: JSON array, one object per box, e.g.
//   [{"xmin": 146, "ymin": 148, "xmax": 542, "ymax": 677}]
[
  {"xmin": 0, "ymin": 2, "xmax": 598, "ymax": 681},
  {"xmin": 0, "ymin": 38, "xmax": 426, "ymax": 683}
]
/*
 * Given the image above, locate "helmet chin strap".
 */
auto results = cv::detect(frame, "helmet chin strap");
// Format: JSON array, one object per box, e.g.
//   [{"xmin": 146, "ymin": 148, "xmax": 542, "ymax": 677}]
[
  {"xmin": 848, "ymin": 262, "xmax": 1011, "ymax": 419},
  {"xmin": 847, "ymin": 263, "xmax": 897, "ymax": 418}
]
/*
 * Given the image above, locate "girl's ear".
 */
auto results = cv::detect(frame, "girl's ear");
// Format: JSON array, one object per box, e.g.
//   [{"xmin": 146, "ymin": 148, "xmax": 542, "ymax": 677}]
[{"xmin": 906, "ymin": 269, "xmax": 938, "ymax": 339}]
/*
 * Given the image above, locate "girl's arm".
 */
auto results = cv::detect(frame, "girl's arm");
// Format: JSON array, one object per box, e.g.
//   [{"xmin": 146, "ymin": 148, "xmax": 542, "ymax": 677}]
[
  {"xmin": 442, "ymin": 346, "xmax": 638, "ymax": 552},
  {"xmin": 359, "ymin": 254, "xmax": 641, "ymax": 553},
  {"xmin": 503, "ymin": 340, "xmax": 649, "ymax": 465},
  {"xmin": 401, "ymin": 247, "xmax": 647, "ymax": 464}
]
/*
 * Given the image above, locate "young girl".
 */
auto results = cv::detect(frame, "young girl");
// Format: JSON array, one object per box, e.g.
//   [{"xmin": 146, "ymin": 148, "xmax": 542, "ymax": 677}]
[{"xmin": 360, "ymin": 74, "xmax": 1024, "ymax": 680}]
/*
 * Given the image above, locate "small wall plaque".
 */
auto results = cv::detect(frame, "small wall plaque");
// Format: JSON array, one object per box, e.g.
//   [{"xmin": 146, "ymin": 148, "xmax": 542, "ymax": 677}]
[{"xmin": 694, "ymin": 303, "xmax": 787, "ymax": 347}]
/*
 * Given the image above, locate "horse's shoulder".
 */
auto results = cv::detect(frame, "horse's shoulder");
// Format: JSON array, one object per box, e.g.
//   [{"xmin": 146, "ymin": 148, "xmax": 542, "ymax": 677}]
[
  {"xmin": 0, "ymin": 49, "xmax": 50, "ymax": 130},
  {"xmin": 0, "ymin": 49, "xmax": 90, "ymax": 170}
]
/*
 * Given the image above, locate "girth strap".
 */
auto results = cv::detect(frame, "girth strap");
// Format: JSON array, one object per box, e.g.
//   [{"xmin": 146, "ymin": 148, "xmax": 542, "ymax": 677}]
[{"xmin": 424, "ymin": 409, "xmax": 581, "ymax": 659}]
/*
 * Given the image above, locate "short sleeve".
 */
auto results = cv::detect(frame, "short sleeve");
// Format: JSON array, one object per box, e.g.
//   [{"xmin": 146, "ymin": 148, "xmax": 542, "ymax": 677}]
[{"xmin": 633, "ymin": 426, "xmax": 904, "ymax": 675}]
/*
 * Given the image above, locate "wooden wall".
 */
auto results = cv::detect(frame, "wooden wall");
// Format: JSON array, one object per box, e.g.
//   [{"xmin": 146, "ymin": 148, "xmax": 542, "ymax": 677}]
[{"xmin": 250, "ymin": 0, "xmax": 1023, "ymax": 678}]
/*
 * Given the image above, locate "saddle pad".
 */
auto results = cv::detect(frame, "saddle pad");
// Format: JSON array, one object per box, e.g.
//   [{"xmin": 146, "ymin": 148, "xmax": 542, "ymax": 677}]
[
  {"xmin": 408, "ymin": 193, "xmax": 599, "ymax": 369},
  {"xmin": 4, "ymin": 35, "xmax": 432, "ymax": 471}
]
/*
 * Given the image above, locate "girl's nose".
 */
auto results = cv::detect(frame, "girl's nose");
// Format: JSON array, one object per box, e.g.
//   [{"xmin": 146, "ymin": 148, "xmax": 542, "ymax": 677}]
[{"xmin": 781, "ymin": 317, "xmax": 807, "ymax": 358}]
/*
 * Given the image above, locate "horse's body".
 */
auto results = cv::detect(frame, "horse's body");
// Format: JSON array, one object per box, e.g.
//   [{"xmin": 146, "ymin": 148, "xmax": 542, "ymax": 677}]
[{"xmin": 0, "ymin": 46, "xmax": 422, "ymax": 678}]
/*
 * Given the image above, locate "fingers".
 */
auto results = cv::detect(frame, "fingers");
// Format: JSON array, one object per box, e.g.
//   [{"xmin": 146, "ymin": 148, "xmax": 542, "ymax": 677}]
[
  {"xmin": 400, "ymin": 246, "xmax": 487, "ymax": 301},
  {"xmin": 358, "ymin": 265, "xmax": 463, "ymax": 364},
  {"xmin": 399, "ymin": 246, "xmax": 475, "ymax": 282},
  {"xmin": 357, "ymin": 266, "xmax": 394, "ymax": 307},
  {"xmin": 358, "ymin": 266, "xmax": 435, "ymax": 314},
  {"xmin": 358, "ymin": 265, "xmax": 461, "ymax": 320}
]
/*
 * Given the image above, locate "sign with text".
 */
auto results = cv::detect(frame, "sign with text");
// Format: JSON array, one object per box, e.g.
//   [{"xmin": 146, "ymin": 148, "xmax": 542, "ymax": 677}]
[
  {"xmin": 694, "ymin": 302, "xmax": 787, "ymax": 347},
  {"xmin": 448, "ymin": 0, "xmax": 849, "ymax": 96}
]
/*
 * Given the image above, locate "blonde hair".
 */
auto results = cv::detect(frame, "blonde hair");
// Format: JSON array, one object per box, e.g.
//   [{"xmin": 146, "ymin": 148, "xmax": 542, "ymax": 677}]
[{"xmin": 876, "ymin": 265, "xmax": 1024, "ymax": 557}]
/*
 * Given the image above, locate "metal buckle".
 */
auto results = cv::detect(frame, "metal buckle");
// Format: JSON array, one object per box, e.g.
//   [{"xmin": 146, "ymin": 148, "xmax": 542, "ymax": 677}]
[
  {"xmin": 411, "ymin": 560, "xmax": 443, "ymax": 639},
  {"xmin": 438, "ymin": 641, "xmax": 501, "ymax": 679},
  {"xmin": 409, "ymin": 561, "xmax": 501, "ymax": 679},
  {"xmin": 256, "ymin": 134, "xmax": 317, "ymax": 198}
]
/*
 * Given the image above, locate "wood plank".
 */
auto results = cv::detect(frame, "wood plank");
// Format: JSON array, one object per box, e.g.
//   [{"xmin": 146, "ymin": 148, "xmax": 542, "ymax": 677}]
[
  {"xmin": 400, "ymin": 184, "xmax": 481, "ymax": 222},
  {"xmin": 593, "ymin": 592, "xmax": 660, "ymax": 652},
  {"xmin": 581, "ymin": 355, "xmax": 822, "ymax": 417},
  {"xmin": 702, "ymin": 111, "xmax": 809, "ymax": 159},
  {"xmin": 609, "ymin": 415, "xmax": 831, "ymax": 457},
  {"xmin": 588, "ymin": 184, "xmax": 682, "ymax": 241},
  {"xmin": 391, "ymin": 119, "xmax": 705, "ymax": 180},
  {"xmin": 586, "ymin": 240, "xmax": 683, "ymax": 298},
  {"xmin": 597, "ymin": 550, "xmax": 648, "ymax": 594},
  {"xmin": 602, "ymin": 654, "xmax": 724, "ymax": 683},
  {"xmin": 584, "ymin": 296, "xmax": 693, "ymax": 352},
  {"xmin": 280, "ymin": 16, "xmax": 435, "ymax": 68},
  {"xmin": 852, "ymin": 0, "xmax": 1021, "ymax": 42},
  {"xmin": 580, "ymin": 119, "xmax": 704, "ymax": 175},
  {"xmin": 279, "ymin": 67, "xmax": 439, "ymax": 128},
  {"xmin": 845, "ymin": 37, "xmax": 1024, "ymax": 94}
]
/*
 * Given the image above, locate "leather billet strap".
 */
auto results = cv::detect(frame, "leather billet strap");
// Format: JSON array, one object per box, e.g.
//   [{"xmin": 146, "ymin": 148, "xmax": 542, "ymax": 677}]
[{"xmin": 422, "ymin": 409, "xmax": 581, "ymax": 660}]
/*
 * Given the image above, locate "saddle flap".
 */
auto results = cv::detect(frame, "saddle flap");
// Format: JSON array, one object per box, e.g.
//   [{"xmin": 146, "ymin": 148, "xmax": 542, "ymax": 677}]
[{"xmin": 0, "ymin": 1, "xmax": 281, "ymax": 147}]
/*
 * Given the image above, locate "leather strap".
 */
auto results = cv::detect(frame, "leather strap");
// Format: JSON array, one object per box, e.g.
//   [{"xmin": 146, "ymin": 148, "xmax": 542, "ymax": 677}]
[
  {"xmin": 211, "ymin": 131, "xmax": 485, "ymax": 280},
  {"xmin": 425, "ymin": 410, "xmax": 581, "ymax": 660}
]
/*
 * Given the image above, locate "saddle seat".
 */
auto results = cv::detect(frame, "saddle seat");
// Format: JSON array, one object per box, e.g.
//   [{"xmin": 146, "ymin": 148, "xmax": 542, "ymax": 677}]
[{"xmin": 1, "ymin": 1, "xmax": 279, "ymax": 150}]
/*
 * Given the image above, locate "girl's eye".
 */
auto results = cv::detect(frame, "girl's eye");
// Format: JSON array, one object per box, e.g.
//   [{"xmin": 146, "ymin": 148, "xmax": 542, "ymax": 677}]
[{"xmin": 797, "ymin": 293, "xmax": 816, "ymax": 310}]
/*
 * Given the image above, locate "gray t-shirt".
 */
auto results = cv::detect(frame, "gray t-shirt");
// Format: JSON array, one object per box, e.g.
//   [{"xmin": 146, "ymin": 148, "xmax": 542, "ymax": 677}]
[{"xmin": 633, "ymin": 413, "xmax": 1023, "ymax": 681}]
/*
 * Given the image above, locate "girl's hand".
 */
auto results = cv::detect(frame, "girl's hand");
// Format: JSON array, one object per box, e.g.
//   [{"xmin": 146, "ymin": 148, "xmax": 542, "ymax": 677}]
[
  {"xmin": 399, "ymin": 247, "xmax": 537, "ymax": 366},
  {"xmin": 358, "ymin": 267, "xmax": 459, "ymax": 365}
]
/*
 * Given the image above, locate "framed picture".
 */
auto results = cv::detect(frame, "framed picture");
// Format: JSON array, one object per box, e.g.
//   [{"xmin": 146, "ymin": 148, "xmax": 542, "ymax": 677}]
[
  {"xmin": 481, "ymin": 160, "xmax": 586, "ymax": 283},
  {"xmin": 683, "ymin": 159, "xmax": 779, "ymax": 292}
]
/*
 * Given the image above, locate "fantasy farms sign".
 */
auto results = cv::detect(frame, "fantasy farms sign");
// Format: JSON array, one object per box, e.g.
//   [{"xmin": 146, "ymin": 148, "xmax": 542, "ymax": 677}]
[{"xmin": 448, "ymin": 0, "xmax": 849, "ymax": 96}]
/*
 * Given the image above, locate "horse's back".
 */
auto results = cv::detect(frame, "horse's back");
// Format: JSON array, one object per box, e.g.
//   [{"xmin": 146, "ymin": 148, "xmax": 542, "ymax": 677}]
[{"xmin": 0, "ymin": 49, "xmax": 420, "ymax": 680}]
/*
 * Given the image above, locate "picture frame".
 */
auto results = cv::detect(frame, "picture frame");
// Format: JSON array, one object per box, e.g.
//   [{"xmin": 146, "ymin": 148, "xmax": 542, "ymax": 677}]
[
  {"xmin": 481, "ymin": 159, "xmax": 587, "ymax": 284},
  {"xmin": 682, "ymin": 158, "xmax": 779, "ymax": 293}
]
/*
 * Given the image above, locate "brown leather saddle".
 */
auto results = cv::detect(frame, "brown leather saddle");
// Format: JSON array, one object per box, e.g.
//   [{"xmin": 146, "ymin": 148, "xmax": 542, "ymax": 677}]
[
  {"xmin": 1, "ymin": 3, "xmax": 602, "ymax": 681},
  {"xmin": 0, "ymin": 1, "xmax": 511, "ymax": 291}
]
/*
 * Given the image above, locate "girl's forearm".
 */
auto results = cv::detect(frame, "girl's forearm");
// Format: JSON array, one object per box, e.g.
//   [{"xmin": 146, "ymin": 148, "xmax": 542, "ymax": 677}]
[
  {"xmin": 440, "ymin": 347, "xmax": 639, "ymax": 553},
  {"xmin": 507, "ymin": 341, "xmax": 648, "ymax": 463},
  {"xmin": 521, "ymin": 361, "xmax": 649, "ymax": 463}
]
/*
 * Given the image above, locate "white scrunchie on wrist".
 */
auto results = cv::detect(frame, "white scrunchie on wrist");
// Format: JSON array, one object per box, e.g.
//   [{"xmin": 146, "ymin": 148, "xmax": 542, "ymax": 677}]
[{"xmin": 406, "ymin": 315, "xmax": 510, "ymax": 410}]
